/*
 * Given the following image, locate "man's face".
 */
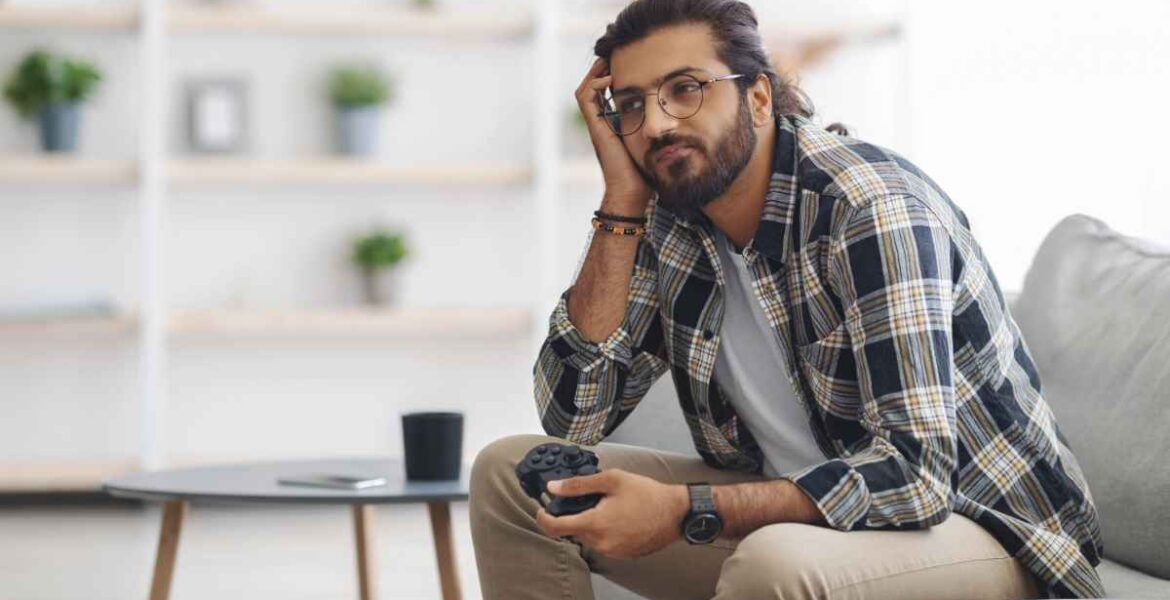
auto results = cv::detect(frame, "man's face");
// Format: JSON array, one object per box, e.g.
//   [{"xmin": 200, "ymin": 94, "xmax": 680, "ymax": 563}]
[{"xmin": 609, "ymin": 23, "xmax": 758, "ymax": 220}]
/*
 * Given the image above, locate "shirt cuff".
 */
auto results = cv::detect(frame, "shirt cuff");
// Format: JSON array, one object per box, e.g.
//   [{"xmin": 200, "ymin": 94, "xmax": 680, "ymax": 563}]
[
  {"xmin": 781, "ymin": 458, "xmax": 872, "ymax": 531},
  {"xmin": 547, "ymin": 287, "xmax": 634, "ymax": 373}
]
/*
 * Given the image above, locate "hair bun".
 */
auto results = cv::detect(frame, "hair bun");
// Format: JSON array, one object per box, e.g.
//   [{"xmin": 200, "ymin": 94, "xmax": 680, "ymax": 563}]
[{"xmin": 825, "ymin": 122, "xmax": 850, "ymax": 136}]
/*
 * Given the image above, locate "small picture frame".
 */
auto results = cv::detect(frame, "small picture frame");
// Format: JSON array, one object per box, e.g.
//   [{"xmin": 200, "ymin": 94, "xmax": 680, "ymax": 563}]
[{"xmin": 185, "ymin": 78, "xmax": 249, "ymax": 154}]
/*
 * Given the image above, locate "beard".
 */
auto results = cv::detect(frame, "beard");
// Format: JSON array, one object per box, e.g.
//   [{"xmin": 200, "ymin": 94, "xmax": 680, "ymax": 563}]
[{"xmin": 636, "ymin": 96, "xmax": 757, "ymax": 222}]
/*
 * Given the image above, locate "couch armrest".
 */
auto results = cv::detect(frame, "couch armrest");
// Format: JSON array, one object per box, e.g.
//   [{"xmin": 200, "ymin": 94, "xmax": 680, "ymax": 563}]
[{"xmin": 1004, "ymin": 289, "xmax": 1021, "ymax": 314}]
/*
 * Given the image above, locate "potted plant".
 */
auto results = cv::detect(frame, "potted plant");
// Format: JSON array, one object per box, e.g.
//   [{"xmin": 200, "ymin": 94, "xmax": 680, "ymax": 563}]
[
  {"xmin": 352, "ymin": 229, "xmax": 409, "ymax": 306},
  {"xmin": 3, "ymin": 49, "xmax": 102, "ymax": 153},
  {"xmin": 329, "ymin": 65, "xmax": 394, "ymax": 157}
]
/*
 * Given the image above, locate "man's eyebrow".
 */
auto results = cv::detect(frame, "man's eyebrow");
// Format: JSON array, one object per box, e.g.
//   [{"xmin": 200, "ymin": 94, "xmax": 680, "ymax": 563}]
[{"xmin": 610, "ymin": 65, "xmax": 702, "ymax": 95}]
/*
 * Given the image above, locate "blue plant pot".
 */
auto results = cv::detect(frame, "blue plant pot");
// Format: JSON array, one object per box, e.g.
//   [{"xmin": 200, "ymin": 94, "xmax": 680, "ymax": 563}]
[
  {"xmin": 39, "ymin": 102, "xmax": 82, "ymax": 153},
  {"xmin": 336, "ymin": 105, "xmax": 384, "ymax": 157}
]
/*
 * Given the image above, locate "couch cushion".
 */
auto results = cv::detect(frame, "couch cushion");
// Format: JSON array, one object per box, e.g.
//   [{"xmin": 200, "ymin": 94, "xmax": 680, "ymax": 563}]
[
  {"xmin": 1013, "ymin": 214, "xmax": 1170, "ymax": 579},
  {"xmin": 1097, "ymin": 559, "xmax": 1170, "ymax": 598},
  {"xmin": 592, "ymin": 576, "xmax": 649, "ymax": 600},
  {"xmin": 605, "ymin": 377, "xmax": 698, "ymax": 457}
]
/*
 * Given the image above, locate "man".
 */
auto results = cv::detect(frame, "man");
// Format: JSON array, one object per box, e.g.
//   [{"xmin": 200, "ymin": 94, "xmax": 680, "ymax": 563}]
[{"xmin": 470, "ymin": 1, "xmax": 1104, "ymax": 598}]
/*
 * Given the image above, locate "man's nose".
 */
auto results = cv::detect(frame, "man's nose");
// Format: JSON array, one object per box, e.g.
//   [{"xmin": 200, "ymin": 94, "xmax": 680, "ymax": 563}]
[{"xmin": 641, "ymin": 95, "xmax": 678, "ymax": 139}]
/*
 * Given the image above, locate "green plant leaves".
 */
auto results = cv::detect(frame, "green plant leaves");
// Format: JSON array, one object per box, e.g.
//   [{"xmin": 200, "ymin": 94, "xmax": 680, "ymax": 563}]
[
  {"xmin": 352, "ymin": 231, "xmax": 408, "ymax": 270},
  {"xmin": 330, "ymin": 66, "xmax": 393, "ymax": 108},
  {"xmin": 3, "ymin": 49, "xmax": 103, "ymax": 120}
]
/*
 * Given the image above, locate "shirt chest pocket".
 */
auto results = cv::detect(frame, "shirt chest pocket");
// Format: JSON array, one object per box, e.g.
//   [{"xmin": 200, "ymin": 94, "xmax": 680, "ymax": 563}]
[
  {"xmin": 789, "ymin": 236, "xmax": 845, "ymax": 347},
  {"xmin": 795, "ymin": 323, "xmax": 862, "ymax": 429}
]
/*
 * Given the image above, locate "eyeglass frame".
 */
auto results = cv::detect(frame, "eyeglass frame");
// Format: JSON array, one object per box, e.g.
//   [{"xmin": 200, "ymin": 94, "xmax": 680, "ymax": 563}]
[{"xmin": 596, "ymin": 71, "xmax": 747, "ymax": 137}]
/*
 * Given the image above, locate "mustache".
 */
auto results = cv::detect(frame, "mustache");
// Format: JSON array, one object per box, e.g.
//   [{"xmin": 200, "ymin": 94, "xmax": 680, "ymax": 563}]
[{"xmin": 646, "ymin": 135, "xmax": 704, "ymax": 162}]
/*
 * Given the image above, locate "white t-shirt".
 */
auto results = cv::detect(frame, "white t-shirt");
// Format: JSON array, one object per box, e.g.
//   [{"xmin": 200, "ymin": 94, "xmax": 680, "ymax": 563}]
[{"xmin": 711, "ymin": 228, "xmax": 824, "ymax": 478}]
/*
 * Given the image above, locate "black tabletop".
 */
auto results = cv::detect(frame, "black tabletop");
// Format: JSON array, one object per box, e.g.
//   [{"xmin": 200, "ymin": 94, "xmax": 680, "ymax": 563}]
[{"xmin": 103, "ymin": 457, "xmax": 469, "ymax": 505}]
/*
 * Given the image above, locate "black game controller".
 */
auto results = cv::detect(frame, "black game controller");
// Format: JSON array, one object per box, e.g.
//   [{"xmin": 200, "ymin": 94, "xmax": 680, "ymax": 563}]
[{"xmin": 515, "ymin": 443, "xmax": 603, "ymax": 516}]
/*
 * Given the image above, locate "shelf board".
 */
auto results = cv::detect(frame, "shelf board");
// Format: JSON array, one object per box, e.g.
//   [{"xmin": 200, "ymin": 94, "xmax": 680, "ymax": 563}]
[
  {"xmin": 168, "ymin": 4, "xmax": 531, "ymax": 38},
  {"xmin": 0, "ymin": 314, "xmax": 137, "ymax": 336},
  {"xmin": 0, "ymin": 460, "xmax": 138, "ymax": 493},
  {"xmin": 168, "ymin": 307, "xmax": 532, "ymax": 339},
  {"xmin": 0, "ymin": 4, "xmax": 137, "ymax": 30},
  {"xmin": 0, "ymin": 156, "xmax": 138, "ymax": 185},
  {"xmin": 168, "ymin": 158, "xmax": 532, "ymax": 186},
  {"xmin": 562, "ymin": 11, "xmax": 901, "ymax": 43},
  {"xmin": 0, "ymin": 157, "xmax": 531, "ymax": 187},
  {"xmin": 561, "ymin": 158, "xmax": 603, "ymax": 187}
]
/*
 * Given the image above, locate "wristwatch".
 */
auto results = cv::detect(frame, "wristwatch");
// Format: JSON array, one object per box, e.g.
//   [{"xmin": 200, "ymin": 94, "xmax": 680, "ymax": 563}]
[{"xmin": 680, "ymin": 482, "xmax": 723, "ymax": 545}]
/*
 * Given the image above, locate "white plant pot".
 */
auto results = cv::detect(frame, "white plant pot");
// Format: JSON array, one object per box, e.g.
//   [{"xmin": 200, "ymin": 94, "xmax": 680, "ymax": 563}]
[
  {"xmin": 336, "ymin": 105, "xmax": 384, "ymax": 157},
  {"xmin": 361, "ymin": 267, "xmax": 403, "ymax": 306}
]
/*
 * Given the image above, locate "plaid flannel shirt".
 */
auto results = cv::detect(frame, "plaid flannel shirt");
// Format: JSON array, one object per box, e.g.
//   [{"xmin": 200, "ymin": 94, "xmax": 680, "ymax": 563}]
[{"xmin": 534, "ymin": 114, "xmax": 1105, "ymax": 598}]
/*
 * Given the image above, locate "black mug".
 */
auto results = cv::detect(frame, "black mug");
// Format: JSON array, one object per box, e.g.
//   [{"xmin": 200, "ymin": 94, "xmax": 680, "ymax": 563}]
[{"xmin": 402, "ymin": 411, "xmax": 464, "ymax": 481}]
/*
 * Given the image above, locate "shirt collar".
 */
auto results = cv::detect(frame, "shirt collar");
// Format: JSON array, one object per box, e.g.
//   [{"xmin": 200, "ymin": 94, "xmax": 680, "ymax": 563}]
[{"xmin": 651, "ymin": 113, "xmax": 804, "ymax": 266}]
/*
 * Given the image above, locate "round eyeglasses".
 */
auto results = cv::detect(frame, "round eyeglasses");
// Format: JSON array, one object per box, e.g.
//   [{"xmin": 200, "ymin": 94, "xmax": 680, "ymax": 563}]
[{"xmin": 597, "ymin": 72, "xmax": 745, "ymax": 137}]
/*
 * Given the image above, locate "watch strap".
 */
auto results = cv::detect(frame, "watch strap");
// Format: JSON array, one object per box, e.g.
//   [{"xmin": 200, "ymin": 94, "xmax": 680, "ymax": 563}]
[{"xmin": 687, "ymin": 482, "xmax": 716, "ymax": 514}]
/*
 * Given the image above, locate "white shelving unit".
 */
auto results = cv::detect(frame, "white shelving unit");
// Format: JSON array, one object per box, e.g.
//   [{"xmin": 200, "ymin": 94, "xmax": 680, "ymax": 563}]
[
  {"xmin": 0, "ymin": 156, "xmax": 531, "ymax": 186},
  {"xmin": 0, "ymin": 314, "xmax": 138, "ymax": 336},
  {"xmin": 0, "ymin": 156, "xmax": 138, "ymax": 185},
  {"xmin": 168, "ymin": 307, "xmax": 532, "ymax": 339},
  {"xmin": 0, "ymin": 0, "xmax": 559, "ymax": 492},
  {"xmin": 167, "ymin": 3, "xmax": 532, "ymax": 37},
  {"xmin": 168, "ymin": 158, "xmax": 532, "ymax": 186},
  {"xmin": 0, "ymin": 0, "xmax": 905, "ymax": 492},
  {"xmin": 559, "ymin": 9, "xmax": 901, "ymax": 41},
  {"xmin": 0, "ymin": 4, "xmax": 138, "ymax": 30}
]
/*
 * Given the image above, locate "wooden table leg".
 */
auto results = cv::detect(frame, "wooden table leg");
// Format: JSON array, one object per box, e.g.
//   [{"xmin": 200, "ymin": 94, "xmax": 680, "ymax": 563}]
[
  {"xmin": 427, "ymin": 501, "xmax": 463, "ymax": 600},
  {"xmin": 351, "ymin": 504, "xmax": 377, "ymax": 600},
  {"xmin": 148, "ymin": 500, "xmax": 187, "ymax": 600}
]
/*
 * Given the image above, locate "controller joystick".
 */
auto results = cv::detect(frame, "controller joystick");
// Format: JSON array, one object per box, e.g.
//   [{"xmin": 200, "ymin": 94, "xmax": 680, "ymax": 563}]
[{"xmin": 515, "ymin": 442, "xmax": 603, "ymax": 516}]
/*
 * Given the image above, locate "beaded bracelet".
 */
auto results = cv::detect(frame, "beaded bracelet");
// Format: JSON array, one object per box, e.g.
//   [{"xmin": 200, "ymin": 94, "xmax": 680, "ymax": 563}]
[
  {"xmin": 593, "ymin": 209, "xmax": 647, "ymax": 225},
  {"xmin": 592, "ymin": 217, "xmax": 646, "ymax": 237}
]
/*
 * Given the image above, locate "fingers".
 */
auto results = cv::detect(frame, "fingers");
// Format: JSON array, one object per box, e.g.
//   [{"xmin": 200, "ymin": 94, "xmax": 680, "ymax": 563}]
[
  {"xmin": 586, "ymin": 75, "xmax": 613, "ymax": 94},
  {"xmin": 550, "ymin": 471, "xmax": 611, "ymax": 497},
  {"xmin": 576, "ymin": 56, "xmax": 609, "ymax": 94},
  {"xmin": 535, "ymin": 507, "xmax": 593, "ymax": 539},
  {"xmin": 575, "ymin": 58, "xmax": 613, "ymax": 119}
]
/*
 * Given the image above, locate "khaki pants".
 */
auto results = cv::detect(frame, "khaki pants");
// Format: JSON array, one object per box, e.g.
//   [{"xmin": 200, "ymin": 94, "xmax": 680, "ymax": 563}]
[{"xmin": 469, "ymin": 433, "xmax": 1045, "ymax": 600}]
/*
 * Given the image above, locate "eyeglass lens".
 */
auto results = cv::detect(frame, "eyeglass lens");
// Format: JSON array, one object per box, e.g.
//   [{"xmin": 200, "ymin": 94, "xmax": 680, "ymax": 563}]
[{"xmin": 599, "ymin": 74, "xmax": 706, "ymax": 136}]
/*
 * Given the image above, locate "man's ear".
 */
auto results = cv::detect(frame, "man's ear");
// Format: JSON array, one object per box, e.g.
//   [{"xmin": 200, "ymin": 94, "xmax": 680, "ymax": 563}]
[{"xmin": 749, "ymin": 73, "xmax": 774, "ymax": 127}]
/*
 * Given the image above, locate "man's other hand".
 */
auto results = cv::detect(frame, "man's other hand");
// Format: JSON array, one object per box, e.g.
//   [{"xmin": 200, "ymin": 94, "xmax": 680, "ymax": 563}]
[{"xmin": 535, "ymin": 468, "xmax": 690, "ymax": 560}]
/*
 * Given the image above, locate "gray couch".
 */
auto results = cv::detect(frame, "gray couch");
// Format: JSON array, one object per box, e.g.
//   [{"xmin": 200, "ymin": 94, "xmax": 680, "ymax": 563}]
[{"xmin": 594, "ymin": 214, "xmax": 1170, "ymax": 599}]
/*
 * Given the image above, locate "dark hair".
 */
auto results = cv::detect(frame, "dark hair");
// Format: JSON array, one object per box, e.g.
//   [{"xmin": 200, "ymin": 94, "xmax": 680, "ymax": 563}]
[{"xmin": 593, "ymin": 0, "xmax": 849, "ymax": 136}]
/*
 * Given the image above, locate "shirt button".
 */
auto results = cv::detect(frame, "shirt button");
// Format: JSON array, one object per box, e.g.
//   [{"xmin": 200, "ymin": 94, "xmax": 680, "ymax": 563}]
[{"xmin": 702, "ymin": 329, "xmax": 714, "ymax": 340}]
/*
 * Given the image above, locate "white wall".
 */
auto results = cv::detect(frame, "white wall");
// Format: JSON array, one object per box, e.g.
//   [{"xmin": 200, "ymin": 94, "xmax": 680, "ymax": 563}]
[{"xmin": 903, "ymin": 0, "xmax": 1170, "ymax": 290}]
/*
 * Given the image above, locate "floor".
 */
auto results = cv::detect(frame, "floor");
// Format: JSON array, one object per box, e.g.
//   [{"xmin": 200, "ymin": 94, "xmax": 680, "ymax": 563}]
[{"xmin": 0, "ymin": 499, "xmax": 482, "ymax": 600}]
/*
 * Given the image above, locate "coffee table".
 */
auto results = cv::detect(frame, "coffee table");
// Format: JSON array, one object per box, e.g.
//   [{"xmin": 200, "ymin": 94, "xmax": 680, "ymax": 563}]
[{"xmin": 103, "ymin": 458, "xmax": 468, "ymax": 600}]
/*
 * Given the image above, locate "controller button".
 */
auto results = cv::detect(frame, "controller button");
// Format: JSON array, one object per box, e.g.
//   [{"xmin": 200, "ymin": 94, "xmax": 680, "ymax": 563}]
[
  {"xmin": 543, "ymin": 455, "xmax": 557, "ymax": 465},
  {"xmin": 528, "ymin": 455, "xmax": 542, "ymax": 464},
  {"xmin": 535, "ymin": 445, "xmax": 548, "ymax": 454},
  {"xmin": 549, "ymin": 445, "xmax": 562, "ymax": 454},
  {"xmin": 564, "ymin": 446, "xmax": 580, "ymax": 457}
]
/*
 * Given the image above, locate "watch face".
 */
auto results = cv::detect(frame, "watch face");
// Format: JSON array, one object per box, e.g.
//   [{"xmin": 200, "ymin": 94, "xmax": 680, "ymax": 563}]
[{"xmin": 684, "ymin": 513, "xmax": 722, "ymax": 543}]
